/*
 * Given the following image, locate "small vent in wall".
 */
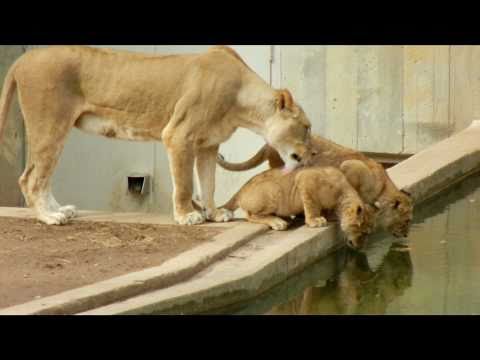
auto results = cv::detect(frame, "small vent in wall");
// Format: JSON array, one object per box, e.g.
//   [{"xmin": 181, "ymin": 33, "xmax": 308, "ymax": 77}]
[{"xmin": 127, "ymin": 173, "xmax": 150, "ymax": 196}]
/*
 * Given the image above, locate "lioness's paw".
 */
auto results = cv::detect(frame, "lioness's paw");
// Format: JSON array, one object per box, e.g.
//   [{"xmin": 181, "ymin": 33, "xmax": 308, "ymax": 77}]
[
  {"xmin": 59, "ymin": 205, "xmax": 77, "ymax": 219},
  {"xmin": 175, "ymin": 211, "xmax": 206, "ymax": 226},
  {"xmin": 269, "ymin": 218, "xmax": 289, "ymax": 231},
  {"xmin": 306, "ymin": 216, "xmax": 328, "ymax": 228},
  {"xmin": 37, "ymin": 211, "xmax": 69, "ymax": 226},
  {"xmin": 207, "ymin": 208, "xmax": 234, "ymax": 223}
]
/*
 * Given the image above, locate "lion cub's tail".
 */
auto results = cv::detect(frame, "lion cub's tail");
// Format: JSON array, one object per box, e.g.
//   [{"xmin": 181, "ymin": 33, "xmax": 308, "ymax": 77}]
[
  {"xmin": 191, "ymin": 194, "xmax": 240, "ymax": 212},
  {"xmin": 0, "ymin": 64, "xmax": 17, "ymax": 142},
  {"xmin": 220, "ymin": 191, "xmax": 241, "ymax": 212},
  {"xmin": 217, "ymin": 145, "xmax": 269, "ymax": 172}
]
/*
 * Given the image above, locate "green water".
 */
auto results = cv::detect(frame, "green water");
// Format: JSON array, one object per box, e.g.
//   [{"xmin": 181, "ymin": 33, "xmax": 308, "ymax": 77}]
[{"xmin": 226, "ymin": 172, "xmax": 480, "ymax": 315}]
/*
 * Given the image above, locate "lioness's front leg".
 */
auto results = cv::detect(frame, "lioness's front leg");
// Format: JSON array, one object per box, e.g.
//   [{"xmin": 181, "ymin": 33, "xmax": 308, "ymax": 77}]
[
  {"xmin": 195, "ymin": 146, "xmax": 234, "ymax": 222},
  {"xmin": 166, "ymin": 144, "xmax": 206, "ymax": 225}
]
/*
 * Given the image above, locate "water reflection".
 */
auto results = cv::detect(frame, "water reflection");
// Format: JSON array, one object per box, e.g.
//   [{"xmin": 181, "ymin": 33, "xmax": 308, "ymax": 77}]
[
  {"xmin": 267, "ymin": 242, "xmax": 413, "ymax": 315},
  {"xmin": 220, "ymin": 172, "xmax": 480, "ymax": 315}
]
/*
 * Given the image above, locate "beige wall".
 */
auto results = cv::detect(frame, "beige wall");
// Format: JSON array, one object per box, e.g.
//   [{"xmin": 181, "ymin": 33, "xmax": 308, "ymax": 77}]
[
  {"xmin": 280, "ymin": 46, "xmax": 480, "ymax": 154},
  {"xmin": 0, "ymin": 46, "xmax": 25, "ymax": 207}
]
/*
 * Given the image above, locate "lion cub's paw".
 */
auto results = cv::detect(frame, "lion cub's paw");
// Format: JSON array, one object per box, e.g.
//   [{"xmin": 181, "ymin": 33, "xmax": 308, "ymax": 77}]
[
  {"xmin": 208, "ymin": 208, "xmax": 234, "ymax": 223},
  {"xmin": 306, "ymin": 216, "xmax": 328, "ymax": 228},
  {"xmin": 59, "ymin": 205, "xmax": 77, "ymax": 219},
  {"xmin": 269, "ymin": 218, "xmax": 289, "ymax": 231},
  {"xmin": 175, "ymin": 211, "xmax": 206, "ymax": 226}
]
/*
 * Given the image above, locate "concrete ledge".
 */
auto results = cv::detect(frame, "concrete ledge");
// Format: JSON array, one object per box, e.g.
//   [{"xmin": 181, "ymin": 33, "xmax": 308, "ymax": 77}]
[
  {"xmin": 0, "ymin": 222, "xmax": 267, "ymax": 315},
  {"xmin": 388, "ymin": 120, "xmax": 480, "ymax": 203},
  {"xmin": 79, "ymin": 224, "xmax": 342, "ymax": 315}
]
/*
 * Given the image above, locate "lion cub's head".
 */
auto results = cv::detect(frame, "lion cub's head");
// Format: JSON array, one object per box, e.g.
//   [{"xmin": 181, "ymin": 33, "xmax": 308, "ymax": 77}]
[
  {"xmin": 264, "ymin": 89, "xmax": 313, "ymax": 172},
  {"xmin": 340, "ymin": 201, "xmax": 378, "ymax": 250},
  {"xmin": 375, "ymin": 190, "xmax": 413, "ymax": 238}
]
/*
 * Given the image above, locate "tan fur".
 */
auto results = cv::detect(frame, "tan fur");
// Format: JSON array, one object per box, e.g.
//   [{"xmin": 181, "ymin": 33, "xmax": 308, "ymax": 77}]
[
  {"xmin": 0, "ymin": 45, "xmax": 312, "ymax": 226},
  {"xmin": 222, "ymin": 166, "xmax": 376, "ymax": 249},
  {"xmin": 218, "ymin": 134, "xmax": 413, "ymax": 237}
]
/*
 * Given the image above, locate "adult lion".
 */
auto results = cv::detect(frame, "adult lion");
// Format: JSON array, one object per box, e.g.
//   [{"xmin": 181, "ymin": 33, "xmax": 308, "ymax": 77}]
[
  {"xmin": 217, "ymin": 134, "xmax": 413, "ymax": 238},
  {"xmin": 0, "ymin": 46, "xmax": 312, "ymax": 226}
]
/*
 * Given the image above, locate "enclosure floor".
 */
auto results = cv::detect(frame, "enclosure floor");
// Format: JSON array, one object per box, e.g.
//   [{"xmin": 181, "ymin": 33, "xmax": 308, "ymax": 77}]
[{"xmin": 0, "ymin": 217, "xmax": 224, "ymax": 309}]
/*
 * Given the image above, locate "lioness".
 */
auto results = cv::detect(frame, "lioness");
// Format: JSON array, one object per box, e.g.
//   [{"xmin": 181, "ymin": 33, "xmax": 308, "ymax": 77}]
[
  {"xmin": 0, "ymin": 45, "xmax": 312, "ymax": 226},
  {"xmin": 221, "ymin": 166, "xmax": 377, "ymax": 249},
  {"xmin": 218, "ymin": 134, "xmax": 413, "ymax": 237}
]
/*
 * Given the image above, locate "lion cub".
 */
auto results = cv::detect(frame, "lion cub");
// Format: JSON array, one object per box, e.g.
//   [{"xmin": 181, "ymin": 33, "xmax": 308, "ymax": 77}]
[{"xmin": 221, "ymin": 167, "xmax": 377, "ymax": 249}]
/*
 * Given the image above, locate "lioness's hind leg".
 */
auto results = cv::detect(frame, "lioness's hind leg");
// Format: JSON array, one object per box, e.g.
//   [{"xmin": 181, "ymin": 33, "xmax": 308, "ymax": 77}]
[
  {"xmin": 19, "ymin": 160, "xmax": 70, "ymax": 225},
  {"xmin": 44, "ymin": 191, "xmax": 76, "ymax": 218},
  {"xmin": 17, "ymin": 91, "xmax": 80, "ymax": 225}
]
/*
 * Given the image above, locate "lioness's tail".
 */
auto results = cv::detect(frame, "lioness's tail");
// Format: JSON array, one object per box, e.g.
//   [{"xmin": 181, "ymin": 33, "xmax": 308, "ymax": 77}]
[
  {"xmin": 0, "ymin": 64, "xmax": 17, "ymax": 142},
  {"xmin": 217, "ymin": 145, "xmax": 268, "ymax": 172}
]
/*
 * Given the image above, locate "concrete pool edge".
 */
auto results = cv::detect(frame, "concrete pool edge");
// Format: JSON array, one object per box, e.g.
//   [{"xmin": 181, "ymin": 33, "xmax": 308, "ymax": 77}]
[
  {"xmin": 0, "ymin": 218, "xmax": 267, "ymax": 315},
  {"xmin": 388, "ymin": 120, "xmax": 480, "ymax": 204},
  {"xmin": 79, "ymin": 225, "xmax": 342, "ymax": 315}
]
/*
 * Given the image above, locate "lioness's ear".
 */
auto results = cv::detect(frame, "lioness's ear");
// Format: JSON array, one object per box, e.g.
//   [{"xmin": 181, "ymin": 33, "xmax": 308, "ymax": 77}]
[{"xmin": 276, "ymin": 89, "xmax": 294, "ymax": 111}]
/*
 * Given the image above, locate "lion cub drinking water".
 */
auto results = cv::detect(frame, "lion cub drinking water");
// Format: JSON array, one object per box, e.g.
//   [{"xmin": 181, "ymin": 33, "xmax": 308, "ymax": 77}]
[{"xmin": 221, "ymin": 166, "xmax": 376, "ymax": 249}]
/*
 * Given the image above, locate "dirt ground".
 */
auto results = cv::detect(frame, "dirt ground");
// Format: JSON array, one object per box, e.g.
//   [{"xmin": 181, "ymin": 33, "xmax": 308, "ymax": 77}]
[{"xmin": 0, "ymin": 217, "xmax": 225, "ymax": 309}]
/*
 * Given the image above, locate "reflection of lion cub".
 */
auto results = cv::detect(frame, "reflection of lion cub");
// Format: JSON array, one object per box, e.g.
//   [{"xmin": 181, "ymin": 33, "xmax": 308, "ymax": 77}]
[
  {"xmin": 218, "ymin": 135, "xmax": 413, "ymax": 238},
  {"xmin": 221, "ymin": 167, "xmax": 376, "ymax": 249}
]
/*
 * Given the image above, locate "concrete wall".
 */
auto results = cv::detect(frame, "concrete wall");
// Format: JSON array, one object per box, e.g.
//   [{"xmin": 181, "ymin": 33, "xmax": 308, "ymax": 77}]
[
  {"xmin": 280, "ymin": 46, "xmax": 480, "ymax": 154},
  {"xmin": 0, "ymin": 46, "xmax": 25, "ymax": 207}
]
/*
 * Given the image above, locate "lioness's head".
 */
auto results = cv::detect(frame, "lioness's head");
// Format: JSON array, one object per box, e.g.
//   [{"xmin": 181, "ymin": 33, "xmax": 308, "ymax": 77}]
[
  {"xmin": 375, "ymin": 190, "xmax": 413, "ymax": 238},
  {"xmin": 341, "ymin": 202, "xmax": 378, "ymax": 250},
  {"xmin": 264, "ymin": 89, "xmax": 312, "ymax": 172}
]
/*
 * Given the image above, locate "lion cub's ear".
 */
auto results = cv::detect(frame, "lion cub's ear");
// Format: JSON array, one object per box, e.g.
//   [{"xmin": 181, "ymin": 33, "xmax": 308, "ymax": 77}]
[{"xmin": 276, "ymin": 89, "xmax": 294, "ymax": 111}]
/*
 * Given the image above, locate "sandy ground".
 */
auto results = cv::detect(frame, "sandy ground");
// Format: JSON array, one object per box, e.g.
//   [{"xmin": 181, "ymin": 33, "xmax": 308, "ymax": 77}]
[{"xmin": 0, "ymin": 217, "xmax": 224, "ymax": 309}]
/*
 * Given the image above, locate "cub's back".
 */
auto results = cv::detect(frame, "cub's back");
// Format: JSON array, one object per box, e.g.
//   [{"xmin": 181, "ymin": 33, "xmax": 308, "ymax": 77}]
[{"xmin": 295, "ymin": 167, "xmax": 355, "ymax": 208}]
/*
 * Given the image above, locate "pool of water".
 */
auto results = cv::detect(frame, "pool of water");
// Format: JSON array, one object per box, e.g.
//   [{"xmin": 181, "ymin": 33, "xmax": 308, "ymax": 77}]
[{"xmin": 218, "ymin": 172, "xmax": 480, "ymax": 315}]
